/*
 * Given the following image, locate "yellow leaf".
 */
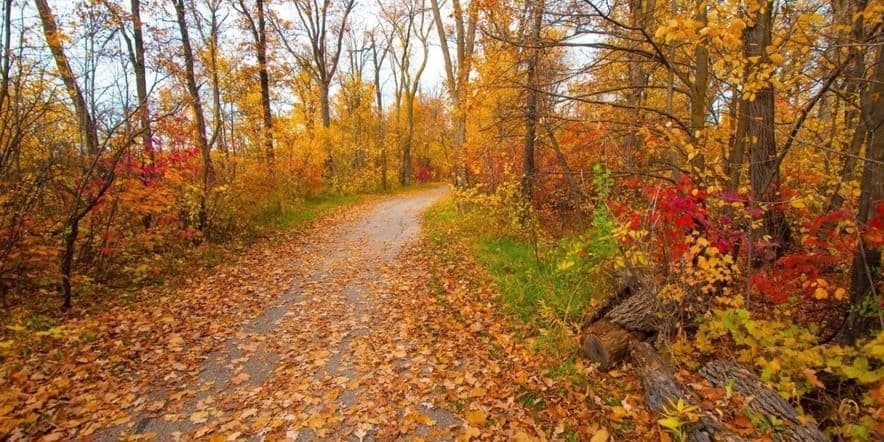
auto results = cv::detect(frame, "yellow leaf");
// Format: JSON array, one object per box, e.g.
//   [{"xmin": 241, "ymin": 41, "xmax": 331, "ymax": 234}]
[
  {"xmin": 513, "ymin": 431, "xmax": 534, "ymax": 442},
  {"xmin": 464, "ymin": 410, "xmax": 486, "ymax": 426},
  {"xmin": 306, "ymin": 414, "xmax": 325, "ymax": 429},
  {"xmin": 610, "ymin": 405, "xmax": 627, "ymax": 421},
  {"xmin": 590, "ymin": 427, "xmax": 609, "ymax": 442},
  {"xmin": 804, "ymin": 368, "xmax": 825, "ymax": 389},
  {"xmin": 413, "ymin": 412, "xmax": 436, "ymax": 426}
]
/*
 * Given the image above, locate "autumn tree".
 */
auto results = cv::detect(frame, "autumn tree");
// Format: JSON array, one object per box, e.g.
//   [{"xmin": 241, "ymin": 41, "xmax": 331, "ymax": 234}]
[
  {"xmin": 276, "ymin": 0, "xmax": 356, "ymax": 173},
  {"xmin": 381, "ymin": 0, "xmax": 433, "ymax": 185},
  {"xmin": 235, "ymin": 0, "xmax": 275, "ymax": 169},
  {"xmin": 35, "ymin": 0, "xmax": 140, "ymax": 308},
  {"xmin": 838, "ymin": 36, "xmax": 883, "ymax": 343},
  {"xmin": 369, "ymin": 29, "xmax": 390, "ymax": 189},
  {"xmin": 174, "ymin": 0, "xmax": 214, "ymax": 231},
  {"xmin": 429, "ymin": 0, "xmax": 477, "ymax": 188}
]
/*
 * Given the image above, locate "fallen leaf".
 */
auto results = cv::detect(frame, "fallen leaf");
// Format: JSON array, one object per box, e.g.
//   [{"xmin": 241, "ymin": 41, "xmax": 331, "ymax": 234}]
[
  {"xmin": 590, "ymin": 427, "xmax": 609, "ymax": 442},
  {"xmin": 464, "ymin": 410, "xmax": 486, "ymax": 427}
]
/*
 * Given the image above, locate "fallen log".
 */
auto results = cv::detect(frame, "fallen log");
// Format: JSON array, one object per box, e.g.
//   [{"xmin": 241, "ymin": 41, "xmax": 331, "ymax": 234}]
[
  {"xmin": 582, "ymin": 319, "xmax": 636, "ymax": 371},
  {"xmin": 631, "ymin": 342, "xmax": 745, "ymax": 442},
  {"xmin": 581, "ymin": 274, "xmax": 661, "ymax": 369},
  {"xmin": 631, "ymin": 341, "xmax": 696, "ymax": 411},
  {"xmin": 700, "ymin": 360, "xmax": 827, "ymax": 442},
  {"xmin": 583, "ymin": 272, "xmax": 652, "ymax": 326},
  {"xmin": 606, "ymin": 284, "xmax": 662, "ymax": 333}
]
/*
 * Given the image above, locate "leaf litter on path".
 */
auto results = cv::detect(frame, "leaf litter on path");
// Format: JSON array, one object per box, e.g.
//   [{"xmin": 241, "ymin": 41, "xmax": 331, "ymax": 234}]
[{"xmin": 2, "ymin": 186, "xmax": 650, "ymax": 440}]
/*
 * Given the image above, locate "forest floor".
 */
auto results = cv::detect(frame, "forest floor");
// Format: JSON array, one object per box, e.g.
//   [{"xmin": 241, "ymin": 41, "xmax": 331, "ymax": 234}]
[{"xmin": 3, "ymin": 186, "xmax": 650, "ymax": 441}]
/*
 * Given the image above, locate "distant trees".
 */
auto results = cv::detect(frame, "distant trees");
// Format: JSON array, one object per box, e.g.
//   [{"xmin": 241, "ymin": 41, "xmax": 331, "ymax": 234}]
[
  {"xmin": 429, "ymin": 0, "xmax": 478, "ymax": 188},
  {"xmin": 381, "ymin": 0, "xmax": 433, "ymax": 185},
  {"xmin": 276, "ymin": 0, "xmax": 356, "ymax": 174},
  {"xmin": 2, "ymin": 0, "xmax": 459, "ymax": 309}
]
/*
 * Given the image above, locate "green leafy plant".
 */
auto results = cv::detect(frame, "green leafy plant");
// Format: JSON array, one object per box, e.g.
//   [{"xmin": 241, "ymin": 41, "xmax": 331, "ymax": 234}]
[{"xmin": 658, "ymin": 398, "xmax": 701, "ymax": 442}]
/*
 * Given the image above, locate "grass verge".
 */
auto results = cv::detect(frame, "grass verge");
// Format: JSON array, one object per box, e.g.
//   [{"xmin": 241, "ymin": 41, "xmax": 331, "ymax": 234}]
[{"xmin": 423, "ymin": 197, "xmax": 598, "ymax": 355}]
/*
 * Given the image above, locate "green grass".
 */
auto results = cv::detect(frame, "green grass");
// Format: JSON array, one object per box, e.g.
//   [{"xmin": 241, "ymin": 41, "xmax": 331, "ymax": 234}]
[
  {"xmin": 258, "ymin": 193, "xmax": 365, "ymax": 230},
  {"xmin": 424, "ymin": 198, "xmax": 597, "ymax": 354}
]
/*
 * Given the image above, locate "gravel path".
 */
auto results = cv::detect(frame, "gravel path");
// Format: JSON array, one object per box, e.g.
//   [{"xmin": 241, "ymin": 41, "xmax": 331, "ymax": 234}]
[{"xmin": 102, "ymin": 186, "xmax": 455, "ymax": 441}]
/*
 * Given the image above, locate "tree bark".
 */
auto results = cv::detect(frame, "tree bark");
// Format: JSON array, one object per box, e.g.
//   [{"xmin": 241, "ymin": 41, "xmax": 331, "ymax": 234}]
[
  {"xmin": 320, "ymin": 80, "xmax": 334, "ymax": 173},
  {"xmin": 130, "ymin": 0, "xmax": 152, "ymax": 165},
  {"xmin": 174, "ymin": 0, "xmax": 213, "ymax": 231},
  {"xmin": 583, "ymin": 319, "xmax": 635, "ymax": 371},
  {"xmin": 838, "ymin": 40, "xmax": 884, "ymax": 344},
  {"xmin": 400, "ymin": 90, "xmax": 415, "ymax": 185},
  {"xmin": 202, "ymin": 0, "xmax": 225, "ymax": 157},
  {"xmin": 34, "ymin": 0, "xmax": 99, "ymax": 155},
  {"xmin": 701, "ymin": 360, "xmax": 826, "ymax": 441},
  {"xmin": 370, "ymin": 36, "xmax": 389, "ymax": 190},
  {"xmin": 828, "ymin": 0, "xmax": 868, "ymax": 211},
  {"xmin": 689, "ymin": 2, "xmax": 709, "ymax": 172},
  {"xmin": 428, "ymin": 0, "xmax": 477, "ymax": 188},
  {"xmin": 35, "ymin": 0, "xmax": 104, "ymax": 308},
  {"xmin": 255, "ymin": 0, "xmax": 274, "ymax": 170},
  {"xmin": 520, "ymin": 0, "xmax": 543, "ymax": 198},
  {"xmin": 624, "ymin": 0, "xmax": 654, "ymax": 168},
  {"xmin": 744, "ymin": 0, "xmax": 789, "ymax": 256}
]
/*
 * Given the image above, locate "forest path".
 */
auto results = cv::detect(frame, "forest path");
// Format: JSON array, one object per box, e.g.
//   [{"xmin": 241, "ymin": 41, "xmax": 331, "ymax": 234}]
[
  {"xmin": 8, "ymin": 183, "xmax": 619, "ymax": 441},
  {"xmin": 101, "ymin": 185, "xmax": 462, "ymax": 440}
]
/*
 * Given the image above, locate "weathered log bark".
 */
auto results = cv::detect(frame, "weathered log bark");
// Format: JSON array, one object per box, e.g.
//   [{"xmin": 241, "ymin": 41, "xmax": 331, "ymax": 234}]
[
  {"xmin": 700, "ymin": 360, "xmax": 826, "ymax": 441},
  {"xmin": 631, "ymin": 341, "xmax": 695, "ymax": 410},
  {"xmin": 606, "ymin": 285, "xmax": 661, "ymax": 333},
  {"xmin": 632, "ymin": 343, "xmax": 745, "ymax": 442},
  {"xmin": 583, "ymin": 272, "xmax": 653, "ymax": 326}
]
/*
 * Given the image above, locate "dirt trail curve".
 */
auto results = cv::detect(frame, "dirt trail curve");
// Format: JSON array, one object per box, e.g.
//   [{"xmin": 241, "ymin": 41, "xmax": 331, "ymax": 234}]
[
  {"xmin": 6, "ymin": 184, "xmax": 621, "ymax": 441},
  {"xmin": 102, "ymin": 186, "xmax": 457, "ymax": 441}
]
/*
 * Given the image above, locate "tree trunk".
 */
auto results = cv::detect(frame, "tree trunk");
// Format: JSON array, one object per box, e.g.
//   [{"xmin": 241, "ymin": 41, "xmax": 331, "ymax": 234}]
[
  {"xmin": 130, "ymin": 0, "xmax": 152, "ymax": 165},
  {"xmin": 428, "ymin": 0, "xmax": 476, "ymax": 189},
  {"xmin": 631, "ymin": 342, "xmax": 695, "ymax": 412},
  {"xmin": 580, "ymin": 273, "xmax": 660, "ymax": 368},
  {"xmin": 400, "ymin": 91, "xmax": 415, "ymax": 185},
  {"xmin": 320, "ymin": 80, "xmax": 334, "ymax": 175},
  {"xmin": 689, "ymin": 2, "xmax": 709, "ymax": 172},
  {"xmin": 255, "ymin": 0, "xmax": 274, "ymax": 170},
  {"xmin": 624, "ymin": 0, "xmax": 654, "ymax": 168},
  {"xmin": 34, "ymin": 0, "xmax": 99, "ymax": 155},
  {"xmin": 174, "ymin": 0, "xmax": 213, "ymax": 231},
  {"xmin": 631, "ymin": 343, "xmax": 746, "ymax": 442},
  {"xmin": 208, "ymin": 8, "xmax": 226, "ymax": 156},
  {"xmin": 543, "ymin": 123, "xmax": 585, "ymax": 201},
  {"xmin": 454, "ymin": 107, "xmax": 468, "ymax": 187},
  {"xmin": 726, "ymin": 87, "xmax": 748, "ymax": 200},
  {"xmin": 60, "ymin": 218, "xmax": 78, "ymax": 309},
  {"xmin": 35, "ymin": 0, "xmax": 101, "ymax": 308},
  {"xmin": 837, "ymin": 40, "xmax": 884, "ymax": 344},
  {"xmin": 744, "ymin": 1, "xmax": 789, "ymax": 256},
  {"xmin": 583, "ymin": 319, "xmax": 635, "ymax": 371},
  {"xmin": 521, "ymin": 0, "xmax": 543, "ymax": 198},
  {"xmin": 828, "ymin": 0, "xmax": 867, "ymax": 211}
]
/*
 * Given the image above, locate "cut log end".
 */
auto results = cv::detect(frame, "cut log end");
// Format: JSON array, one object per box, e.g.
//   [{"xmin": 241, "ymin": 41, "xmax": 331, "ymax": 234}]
[{"xmin": 582, "ymin": 319, "xmax": 633, "ymax": 371}]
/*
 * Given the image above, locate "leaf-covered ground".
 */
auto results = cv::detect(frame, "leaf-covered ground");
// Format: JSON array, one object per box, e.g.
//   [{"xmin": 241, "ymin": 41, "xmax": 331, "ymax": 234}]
[{"xmin": 2, "ymin": 187, "xmax": 655, "ymax": 441}]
